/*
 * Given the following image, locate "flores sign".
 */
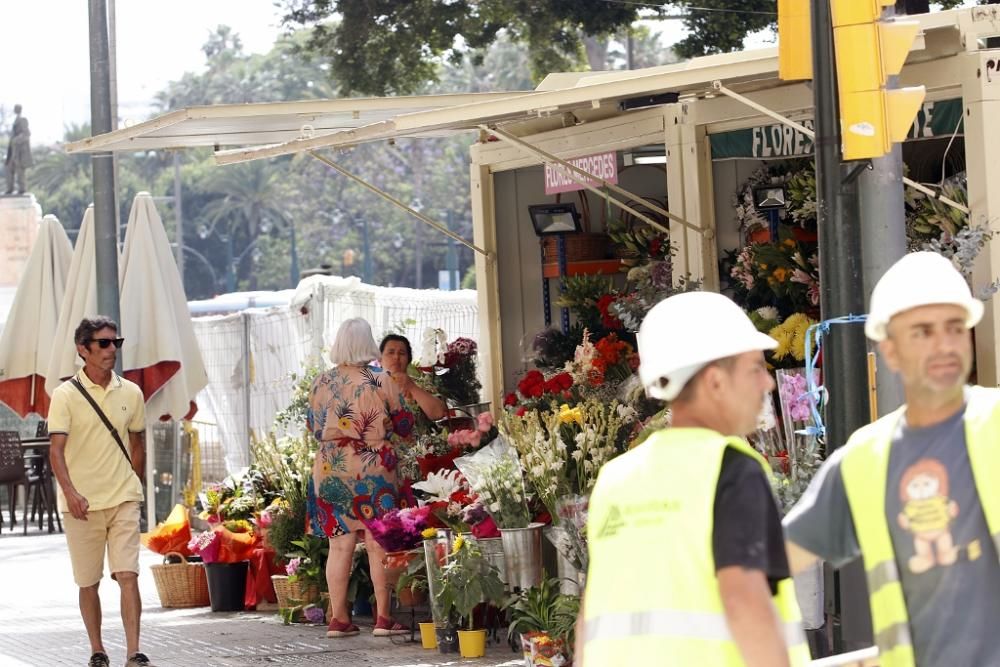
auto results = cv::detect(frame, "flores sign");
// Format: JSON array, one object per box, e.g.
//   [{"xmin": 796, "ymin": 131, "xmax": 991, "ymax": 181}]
[
  {"xmin": 544, "ymin": 151, "xmax": 618, "ymax": 195},
  {"xmin": 709, "ymin": 98, "xmax": 964, "ymax": 160}
]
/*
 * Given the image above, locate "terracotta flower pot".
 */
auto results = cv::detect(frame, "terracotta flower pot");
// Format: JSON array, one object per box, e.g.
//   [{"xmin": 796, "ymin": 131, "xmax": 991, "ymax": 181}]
[{"xmin": 397, "ymin": 586, "xmax": 427, "ymax": 608}]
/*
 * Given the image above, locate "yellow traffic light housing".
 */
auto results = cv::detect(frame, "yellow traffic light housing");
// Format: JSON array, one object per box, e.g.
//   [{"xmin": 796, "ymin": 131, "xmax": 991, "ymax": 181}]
[
  {"xmin": 778, "ymin": 0, "xmax": 812, "ymax": 81},
  {"xmin": 831, "ymin": 0, "xmax": 926, "ymax": 160}
]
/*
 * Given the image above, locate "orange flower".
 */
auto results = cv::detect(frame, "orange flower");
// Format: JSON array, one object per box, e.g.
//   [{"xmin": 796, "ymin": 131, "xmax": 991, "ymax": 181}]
[{"xmin": 773, "ymin": 267, "xmax": 788, "ymax": 282}]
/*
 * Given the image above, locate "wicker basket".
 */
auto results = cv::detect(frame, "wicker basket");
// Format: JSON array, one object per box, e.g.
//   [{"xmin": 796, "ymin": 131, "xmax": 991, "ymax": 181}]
[
  {"xmin": 271, "ymin": 575, "xmax": 320, "ymax": 608},
  {"xmin": 541, "ymin": 233, "xmax": 610, "ymax": 263},
  {"xmin": 150, "ymin": 552, "xmax": 210, "ymax": 608}
]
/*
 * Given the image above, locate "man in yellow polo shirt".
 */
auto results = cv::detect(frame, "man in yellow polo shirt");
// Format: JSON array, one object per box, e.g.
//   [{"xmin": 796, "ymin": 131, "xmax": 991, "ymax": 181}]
[{"xmin": 48, "ymin": 316, "xmax": 152, "ymax": 667}]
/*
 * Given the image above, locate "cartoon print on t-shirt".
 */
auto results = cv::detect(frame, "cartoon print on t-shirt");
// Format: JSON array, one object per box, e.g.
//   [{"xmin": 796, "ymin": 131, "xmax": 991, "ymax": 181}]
[{"xmin": 897, "ymin": 458, "xmax": 959, "ymax": 574}]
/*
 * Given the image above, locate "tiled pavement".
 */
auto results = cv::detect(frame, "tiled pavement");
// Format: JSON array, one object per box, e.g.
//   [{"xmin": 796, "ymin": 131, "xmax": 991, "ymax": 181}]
[{"xmin": 0, "ymin": 531, "xmax": 520, "ymax": 667}]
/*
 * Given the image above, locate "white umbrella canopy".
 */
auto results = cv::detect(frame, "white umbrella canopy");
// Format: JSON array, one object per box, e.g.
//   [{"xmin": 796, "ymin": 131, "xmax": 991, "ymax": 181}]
[
  {"xmin": 119, "ymin": 192, "xmax": 207, "ymax": 420},
  {"xmin": 45, "ymin": 206, "xmax": 113, "ymax": 397},
  {"xmin": 0, "ymin": 215, "xmax": 74, "ymax": 416}
]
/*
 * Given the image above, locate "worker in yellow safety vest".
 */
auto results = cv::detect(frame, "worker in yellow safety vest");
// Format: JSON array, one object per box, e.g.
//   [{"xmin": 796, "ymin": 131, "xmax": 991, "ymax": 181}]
[
  {"xmin": 577, "ymin": 291, "xmax": 810, "ymax": 667},
  {"xmin": 785, "ymin": 252, "xmax": 1000, "ymax": 667}
]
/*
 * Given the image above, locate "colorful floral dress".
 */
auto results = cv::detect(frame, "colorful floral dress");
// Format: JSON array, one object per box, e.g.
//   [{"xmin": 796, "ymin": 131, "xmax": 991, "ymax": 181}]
[{"xmin": 305, "ymin": 365, "xmax": 416, "ymax": 537}]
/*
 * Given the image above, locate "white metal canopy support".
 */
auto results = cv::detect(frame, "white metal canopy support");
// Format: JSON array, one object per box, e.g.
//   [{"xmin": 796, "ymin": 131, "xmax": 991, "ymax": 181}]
[
  {"xmin": 478, "ymin": 124, "xmax": 706, "ymax": 238},
  {"xmin": 711, "ymin": 81, "xmax": 970, "ymax": 215},
  {"xmin": 306, "ymin": 150, "xmax": 491, "ymax": 258}
]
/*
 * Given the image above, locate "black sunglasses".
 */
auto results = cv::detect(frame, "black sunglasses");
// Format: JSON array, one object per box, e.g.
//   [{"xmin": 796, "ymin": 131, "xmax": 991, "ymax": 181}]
[{"xmin": 89, "ymin": 337, "xmax": 125, "ymax": 349}]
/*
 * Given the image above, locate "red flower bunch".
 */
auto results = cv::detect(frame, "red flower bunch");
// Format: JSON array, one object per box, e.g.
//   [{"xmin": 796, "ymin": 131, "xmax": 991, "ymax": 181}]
[
  {"xmin": 444, "ymin": 337, "xmax": 477, "ymax": 367},
  {"xmin": 544, "ymin": 372, "xmax": 573, "ymax": 395},
  {"xmin": 596, "ymin": 294, "xmax": 623, "ymax": 330},
  {"xmin": 517, "ymin": 370, "xmax": 546, "ymax": 398},
  {"xmin": 590, "ymin": 334, "xmax": 639, "ymax": 386},
  {"xmin": 507, "ymin": 370, "xmax": 575, "ymax": 409}
]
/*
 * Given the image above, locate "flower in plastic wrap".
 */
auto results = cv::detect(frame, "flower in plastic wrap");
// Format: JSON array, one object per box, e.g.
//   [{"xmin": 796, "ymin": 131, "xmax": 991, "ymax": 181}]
[
  {"xmin": 303, "ymin": 606, "xmax": 326, "ymax": 624},
  {"xmin": 187, "ymin": 530, "xmax": 221, "ymax": 563}
]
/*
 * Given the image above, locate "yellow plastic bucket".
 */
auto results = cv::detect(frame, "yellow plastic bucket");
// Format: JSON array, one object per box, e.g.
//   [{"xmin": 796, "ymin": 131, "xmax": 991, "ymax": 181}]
[
  {"xmin": 419, "ymin": 622, "xmax": 438, "ymax": 649},
  {"xmin": 458, "ymin": 629, "xmax": 487, "ymax": 658}
]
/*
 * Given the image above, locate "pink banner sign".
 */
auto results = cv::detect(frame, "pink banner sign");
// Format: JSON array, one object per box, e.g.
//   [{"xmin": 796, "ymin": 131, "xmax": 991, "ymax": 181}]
[{"xmin": 544, "ymin": 151, "xmax": 618, "ymax": 195}]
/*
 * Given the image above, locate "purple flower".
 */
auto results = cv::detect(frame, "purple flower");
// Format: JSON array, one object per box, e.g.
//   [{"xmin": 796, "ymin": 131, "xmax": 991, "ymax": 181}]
[
  {"xmin": 304, "ymin": 606, "xmax": 326, "ymax": 624},
  {"xmin": 286, "ymin": 557, "xmax": 302, "ymax": 576}
]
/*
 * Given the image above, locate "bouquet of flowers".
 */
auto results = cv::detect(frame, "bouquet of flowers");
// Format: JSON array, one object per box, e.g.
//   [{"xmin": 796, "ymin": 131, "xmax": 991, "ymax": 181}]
[
  {"xmin": 455, "ymin": 438, "xmax": 532, "ymax": 530},
  {"xmin": 417, "ymin": 328, "xmax": 482, "ymax": 406},
  {"xmin": 769, "ymin": 368, "xmax": 824, "ymax": 512},
  {"xmin": 768, "ymin": 313, "xmax": 818, "ymax": 369},
  {"xmin": 187, "ymin": 520, "xmax": 257, "ymax": 564},
  {"xmin": 498, "ymin": 407, "xmax": 568, "ymax": 521},
  {"xmin": 365, "ymin": 506, "xmax": 434, "ymax": 553},
  {"xmin": 411, "ymin": 470, "xmax": 500, "ymax": 537},
  {"xmin": 564, "ymin": 330, "xmax": 639, "ymax": 399},
  {"xmin": 503, "ymin": 369, "xmax": 575, "ymax": 415},
  {"xmin": 446, "ymin": 411, "xmax": 498, "ymax": 451}
]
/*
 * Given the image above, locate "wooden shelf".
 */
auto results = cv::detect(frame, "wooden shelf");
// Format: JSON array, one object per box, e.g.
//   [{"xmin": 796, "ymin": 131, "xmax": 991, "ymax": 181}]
[{"xmin": 542, "ymin": 259, "xmax": 623, "ymax": 279}]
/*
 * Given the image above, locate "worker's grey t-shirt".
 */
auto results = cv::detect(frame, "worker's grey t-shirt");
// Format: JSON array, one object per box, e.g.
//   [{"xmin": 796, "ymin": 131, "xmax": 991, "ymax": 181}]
[{"xmin": 784, "ymin": 406, "xmax": 1000, "ymax": 667}]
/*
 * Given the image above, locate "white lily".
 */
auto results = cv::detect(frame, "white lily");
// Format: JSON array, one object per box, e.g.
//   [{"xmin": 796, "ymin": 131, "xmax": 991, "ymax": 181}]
[{"xmin": 412, "ymin": 469, "xmax": 464, "ymax": 502}]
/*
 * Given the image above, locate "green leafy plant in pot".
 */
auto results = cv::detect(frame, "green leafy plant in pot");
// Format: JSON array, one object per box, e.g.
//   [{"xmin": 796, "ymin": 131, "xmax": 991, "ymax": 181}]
[
  {"xmin": 506, "ymin": 577, "xmax": 581, "ymax": 664},
  {"xmin": 436, "ymin": 535, "xmax": 506, "ymax": 657},
  {"xmin": 395, "ymin": 550, "xmax": 428, "ymax": 607}
]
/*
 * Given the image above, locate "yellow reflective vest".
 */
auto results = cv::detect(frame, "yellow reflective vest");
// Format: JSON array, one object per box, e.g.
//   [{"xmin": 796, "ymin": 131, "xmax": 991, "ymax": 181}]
[
  {"xmin": 840, "ymin": 387, "xmax": 1000, "ymax": 667},
  {"xmin": 582, "ymin": 428, "xmax": 810, "ymax": 666}
]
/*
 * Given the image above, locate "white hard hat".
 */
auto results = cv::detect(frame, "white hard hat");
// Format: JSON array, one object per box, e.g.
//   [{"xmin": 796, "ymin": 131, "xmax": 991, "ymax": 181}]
[
  {"xmin": 865, "ymin": 251, "xmax": 983, "ymax": 342},
  {"xmin": 637, "ymin": 291, "xmax": 777, "ymax": 401}
]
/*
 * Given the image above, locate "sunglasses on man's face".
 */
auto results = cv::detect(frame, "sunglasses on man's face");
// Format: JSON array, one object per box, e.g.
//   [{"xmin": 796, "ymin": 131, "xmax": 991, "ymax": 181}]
[{"xmin": 89, "ymin": 337, "xmax": 125, "ymax": 349}]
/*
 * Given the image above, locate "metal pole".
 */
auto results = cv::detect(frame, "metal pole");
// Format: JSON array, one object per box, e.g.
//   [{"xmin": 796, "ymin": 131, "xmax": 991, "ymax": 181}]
[
  {"xmin": 362, "ymin": 216, "xmax": 373, "ymax": 284},
  {"xmin": 446, "ymin": 211, "xmax": 459, "ymax": 290},
  {"xmin": 241, "ymin": 313, "xmax": 253, "ymax": 467},
  {"xmin": 173, "ymin": 151, "xmax": 185, "ymax": 290},
  {"xmin": 811, "ymin": 0, "xmax": 872, "ymax": 652},
  {"xmin": 89, "ymin": 0, "xmax": 121, "ymax": 332},
  {"xmin": 859, "ymin": 4, "xmax": 906, "ymax": 417},
  {"xmin": 289, "ymin": 219, "xmax": 300, "ymax": 287}
]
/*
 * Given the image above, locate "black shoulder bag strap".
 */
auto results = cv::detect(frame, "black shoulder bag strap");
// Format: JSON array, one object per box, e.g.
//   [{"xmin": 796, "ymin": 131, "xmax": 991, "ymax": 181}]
[{"xmin": 70, "ymin": 377, "xmax": 133, "ymax": 465}]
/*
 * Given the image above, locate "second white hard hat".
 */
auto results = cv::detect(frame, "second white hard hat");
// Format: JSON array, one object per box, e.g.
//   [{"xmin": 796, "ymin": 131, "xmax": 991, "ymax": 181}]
[
  {"xmin": 637, "ymin": 291, "xmax": 777, "ymax": 401},
  {"xmin": 865, "ymin": 251, "xmax": 983, "ymax": 342}
]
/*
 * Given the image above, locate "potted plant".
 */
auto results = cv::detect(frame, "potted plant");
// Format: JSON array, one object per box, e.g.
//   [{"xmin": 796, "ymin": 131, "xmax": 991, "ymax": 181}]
[
  {"xmin": 507, "ymin": 578, "xmax": 581, "ymax": 666},
  {"xmin": 436, "ymin": 535, "xmax": 506, "ymax": 658},
  {"xmin": 272, "ymin": 534, "xmax": 328, "ymax": 621},
  {"xmin": 394, "ymin": 551, "xmax": 429, "ymax": 608}
]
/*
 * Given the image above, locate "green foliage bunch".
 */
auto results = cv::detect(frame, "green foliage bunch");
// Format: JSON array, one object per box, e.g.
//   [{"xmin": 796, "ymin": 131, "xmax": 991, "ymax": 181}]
[{"xmin": 285, "ymin": 535, "xmax": 330, "ymax": 591}]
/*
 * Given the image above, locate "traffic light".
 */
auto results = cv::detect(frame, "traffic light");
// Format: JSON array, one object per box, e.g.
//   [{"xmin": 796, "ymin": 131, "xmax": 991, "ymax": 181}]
[
  {"xmin": 831, "ymin": 0, "xmax": 925, "ymax": 160},
  {"xmin": 778, "ymin": 0, "xmax": 812, "ymax": 81}
]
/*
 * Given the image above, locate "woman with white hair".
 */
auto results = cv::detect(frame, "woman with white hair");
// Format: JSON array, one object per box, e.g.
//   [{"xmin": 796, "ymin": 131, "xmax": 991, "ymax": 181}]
[{"xmin": 306, "ymin": 318, "xmax": 414, "ymax": 638}]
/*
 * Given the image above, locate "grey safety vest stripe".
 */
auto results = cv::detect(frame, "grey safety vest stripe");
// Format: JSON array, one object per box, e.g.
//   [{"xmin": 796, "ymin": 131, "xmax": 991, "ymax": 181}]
[{"xmin": 585, "ymin": 609, "xmax": 806, "ymax": 648}]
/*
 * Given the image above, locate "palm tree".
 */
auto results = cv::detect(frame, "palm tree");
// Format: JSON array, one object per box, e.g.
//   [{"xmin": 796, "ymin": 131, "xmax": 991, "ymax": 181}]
[{"xmin": 197, "ymin": 160, "xmax": 290, "ymax": 290}]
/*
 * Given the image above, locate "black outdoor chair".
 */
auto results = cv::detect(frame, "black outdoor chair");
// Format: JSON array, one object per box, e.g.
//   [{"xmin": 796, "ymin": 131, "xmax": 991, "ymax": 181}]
[{"xmin": 0, "ymin": 430, "xmax": 58, "ymax": 535}]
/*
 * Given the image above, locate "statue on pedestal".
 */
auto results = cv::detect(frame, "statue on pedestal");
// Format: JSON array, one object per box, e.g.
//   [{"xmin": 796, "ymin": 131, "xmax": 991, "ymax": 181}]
[{"xmin": 4, "ymin": 104, "xmax": 32, "ymax": 195}]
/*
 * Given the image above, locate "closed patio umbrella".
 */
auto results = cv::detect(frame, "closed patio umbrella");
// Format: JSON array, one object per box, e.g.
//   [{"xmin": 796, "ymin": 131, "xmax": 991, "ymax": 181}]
[
  {"xmin": 0, "ymin": 215, "xmax": 73, "ymax": 416},
  {"xmin": 45, "ymin": 206, "xmax": 114, "ymax": 397},
  {"xmin": 119, "ymin": 192, "xmax": 207, "ymax": 421}
]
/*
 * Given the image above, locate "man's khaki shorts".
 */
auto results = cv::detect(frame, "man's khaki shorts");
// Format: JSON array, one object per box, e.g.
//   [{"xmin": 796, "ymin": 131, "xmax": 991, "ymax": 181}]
[{"xmin": 63, "ymin": 501, "xmax": 141, "ymax": 587}]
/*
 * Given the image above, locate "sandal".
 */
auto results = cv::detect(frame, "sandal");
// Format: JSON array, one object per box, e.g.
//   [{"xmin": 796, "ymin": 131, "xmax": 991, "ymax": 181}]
[
  {"xmin": 326, "ymin": 618, "xmax": 361, "ymax": 638},
  {"xmin": 373, "ymin": 615, "xmax": 408, "ymax": 636}
]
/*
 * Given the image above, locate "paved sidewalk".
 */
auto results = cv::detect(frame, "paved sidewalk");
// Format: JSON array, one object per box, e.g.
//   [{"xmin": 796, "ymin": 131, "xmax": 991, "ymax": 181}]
[{"xmin": 0, "ymin": 532, "xmax": 521, "ymax": 667}]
